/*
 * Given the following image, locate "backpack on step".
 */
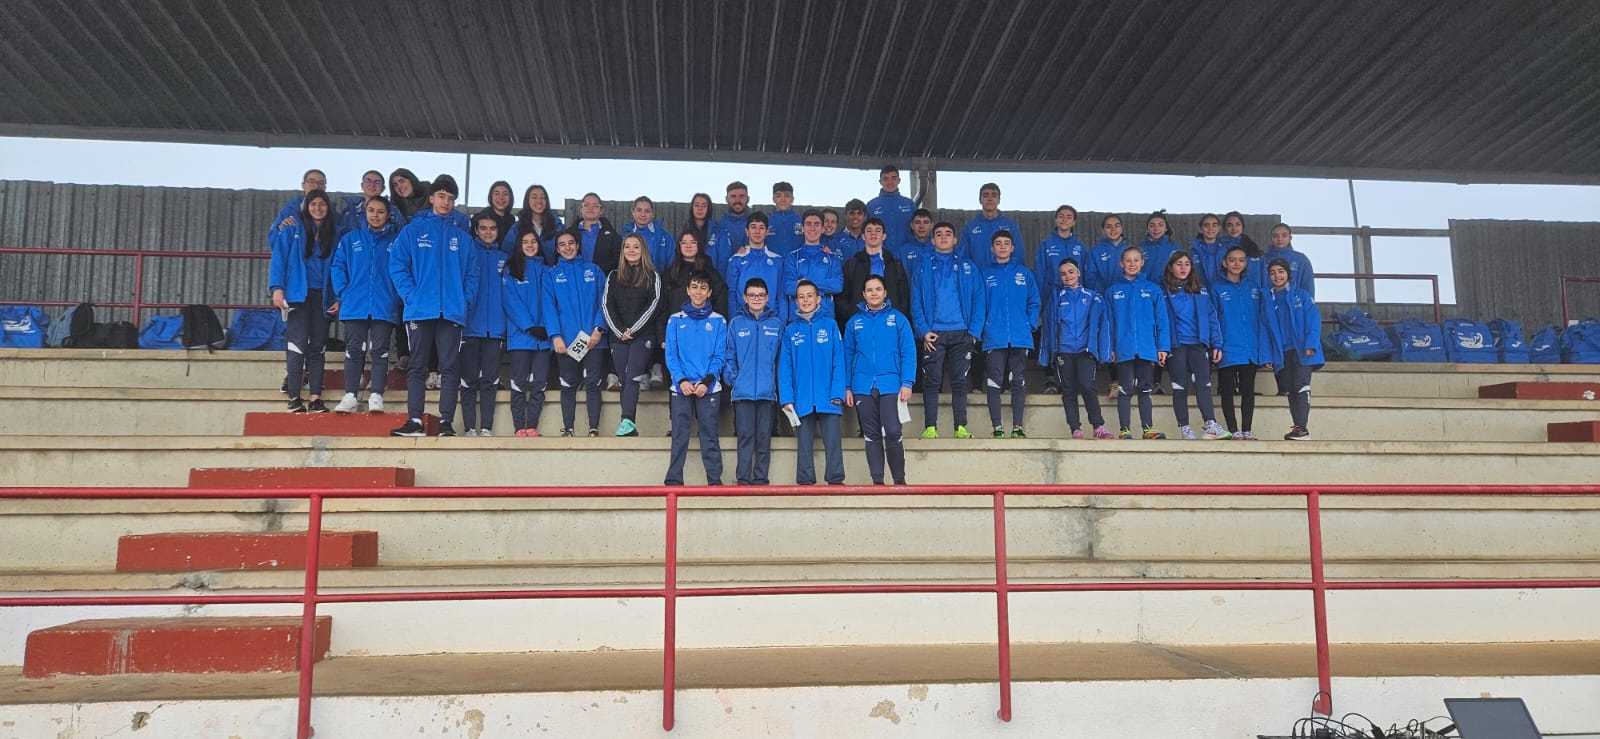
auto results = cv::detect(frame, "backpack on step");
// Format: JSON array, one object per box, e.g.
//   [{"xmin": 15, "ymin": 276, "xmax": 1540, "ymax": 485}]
[
  {"xmin": 1442, "ymin": 318, "xmax": 1497, "ymax": 363},
  {"xmin": 1529, "ymin": 326, "xmax": 1562, "ymax": 364},
  {"xmin": 1487, "ymin": 319, "xmax": 1529, "ymax": 363},
  {"xmin": 227, "ymin": 308, "xmax": 286, "ymax": 351},
  {"xmin": 180, "ymin": 304, "xmax": 227, "ymax": 350},
  {"xmin": 1328, "ymin": 309, "xmax": 1393, "ymax": 361},
  {"xmin": 49, "ymin": 302, "xmax": 95, "ymax": 347},
  {"xmin": 1388, "ymin": 319, "xmax": 1446, "ymax": 362},
  {"xmin": 0, "ymin": 306, "xmax": 49, "ymax": 348},
  {"xmin": 138, "ymin": 315, "xmax": 185, "ymax": 350},
  {"xmin": 1561, "ymin": 319, "xmax": 1600, "ymax": 364}
]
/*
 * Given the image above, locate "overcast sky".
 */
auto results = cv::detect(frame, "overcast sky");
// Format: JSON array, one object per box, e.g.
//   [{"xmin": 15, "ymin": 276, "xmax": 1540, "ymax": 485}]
[{"xmin": 4, "ymin": 136, "xmax": 1598, "ymax": 303}]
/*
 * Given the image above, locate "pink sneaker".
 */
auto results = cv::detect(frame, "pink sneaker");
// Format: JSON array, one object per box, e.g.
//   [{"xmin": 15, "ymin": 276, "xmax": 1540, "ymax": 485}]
[
  {"xmin": 1071, "ymin": 429, "xmax": 1085, "ymax": 440},
  {"xmin": 1093, "ymin": 426, "xmax": 1114, "ymax": 440}
]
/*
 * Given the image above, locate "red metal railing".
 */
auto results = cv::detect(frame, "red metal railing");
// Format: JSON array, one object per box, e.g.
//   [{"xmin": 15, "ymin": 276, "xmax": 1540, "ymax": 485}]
[
  {"xmin": 1560, "ymin": 274, "xmax": 1600, "ymax": 327},
  {"xmin": 1318, "ymin": 272, "xmax": 1442, "ymax": 324},
  {"xmin": 3, "ymin": 483, "xmax": 1599, "ymax": 738},
  {"xmin": 0, "ymin": 246, "xmax": 271, "ymax": 324}
]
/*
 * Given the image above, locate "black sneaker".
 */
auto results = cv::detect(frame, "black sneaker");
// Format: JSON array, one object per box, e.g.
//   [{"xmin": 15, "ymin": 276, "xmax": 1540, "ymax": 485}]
[
  {"xmin": 390, "ymin": 420, "xmax": 426, "ymax": 437},
  {"xmin": 560, "ymin": 428, "xmax": 574, "ymax": 437},
  {"xmin": 587, "ymin": 428, "xmax": 599, "ymax": 437},
  {"xmin": 1284, "ymin": 426, "xmax": 1310, "ymax": 441},
  {"xmin": 305, "ymin": 398, "xmax": 329, "ymax": 414},
  {"xmin": 438, "ymin": 423, "xmax": 456, "ymax": 437},
  {"xmin": 286, "ymin": 397, "xmax": 307, "ymax": 413}
]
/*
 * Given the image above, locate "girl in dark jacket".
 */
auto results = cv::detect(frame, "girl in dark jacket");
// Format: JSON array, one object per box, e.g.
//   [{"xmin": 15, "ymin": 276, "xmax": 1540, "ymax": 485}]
[
  {"xmin": 473, "ymin": 180, "xmax": 517, "ymax": 253},
  {"xmin": 603, "ymin": 234, "xmax": 664, "ymax": 436},
  {"xmin": 388, "ymin": 168, "xmax": 429, "ymax": 220},
  {"xmin": 663, "ymin": 230, "xmax": 729, "ymax": 321}
]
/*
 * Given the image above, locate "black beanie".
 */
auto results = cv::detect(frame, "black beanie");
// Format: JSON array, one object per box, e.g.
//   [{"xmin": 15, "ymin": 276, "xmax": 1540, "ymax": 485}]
[{"xmin": 431, "ymin": 174, "xmax": 459, "ymax": 198}]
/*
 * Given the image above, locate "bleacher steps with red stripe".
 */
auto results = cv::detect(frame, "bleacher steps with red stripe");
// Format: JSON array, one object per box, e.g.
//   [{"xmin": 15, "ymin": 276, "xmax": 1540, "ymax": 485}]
[
  {"xmin": 23, "ymin": 616, "xmax": 331, "ymax": 678},
  {"xmin": 188, "ymin": 466, "xmax": 415, "ymax": 488},
  {"xmin": 115, "ymin": 530, "xmax": 378, "ymax": 571},
  {"xmin": 242, "ymin": 412, "xmax": 437, "ymax": 437},
  {"xmin": 1479, "ymin": 381, "xmax": 1600, "ymax": 399},
  {"xmin": 1548, "ymin": 421, "xmax": 1600, "ymax": 442}
]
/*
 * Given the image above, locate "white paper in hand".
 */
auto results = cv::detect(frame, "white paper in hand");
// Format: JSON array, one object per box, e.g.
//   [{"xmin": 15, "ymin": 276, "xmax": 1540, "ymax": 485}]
[
  {"xmin": 897, "ymin": 398, "xmax": 912, "ymax": 424},
  {"xmin": 782, "ymin": 405, "xmax": 802, "ymax": 428},
  {"xmin": 566, "ymin": 331, "xmax": 592, "ymax": 361}
]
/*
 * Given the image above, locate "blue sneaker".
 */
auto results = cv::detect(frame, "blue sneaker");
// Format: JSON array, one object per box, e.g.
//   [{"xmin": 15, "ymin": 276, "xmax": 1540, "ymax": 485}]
[{"xmin": 615, "ymin": 418, "xmax": 639, "ymax": 437}]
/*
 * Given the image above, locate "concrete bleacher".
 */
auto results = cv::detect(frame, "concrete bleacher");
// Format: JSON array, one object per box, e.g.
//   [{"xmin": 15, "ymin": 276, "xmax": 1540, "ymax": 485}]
[{"xmin": 2, "ymin": 348, "xmax": 1599, "ymax": 735}]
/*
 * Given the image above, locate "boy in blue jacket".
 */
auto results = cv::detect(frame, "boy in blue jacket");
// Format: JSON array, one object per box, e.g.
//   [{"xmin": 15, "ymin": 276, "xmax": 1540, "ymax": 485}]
[
  {"xmin": 782, "ymin": 211, "xmax": 845, "ymax": 320},
  {"xmin": 910, "ymin": 222, "xmax": 986, "ymax": 439},
  {"xmin": 843, "ymin": 275, "xmax": 917, "ymax": 485},
  {"xmin": 330, "ymin": 196, "xmax": 402, "ymax": 414},
  {"xmin": 766, "ymin": 182, "xmax": 803, "ymax": 257},
  {"xmin": 388, "ymin": 175, "xmax": 480, "ymax": 437},
  {"xmin": 725, "ymin": 211, "xmax": 787, "ymax": 319},
  {"xmin": 457, "ymin": 212, "xmax": 510, "ymax": 437},
  {"xmin": 779, "ymin": 280, "xmax": 847, "ymax": 485},
  {"xmin": 959, "ymin": 183, "xmax": 1024, "ymax": 270},
  {"xmin": 867, "ymin": 165, "xmax": 917, "ymax": 250},
  {"xmin": 980, "ymin": 231, "xmax": 1040, "ymax": 437},
  {"xmin": 1266, "ymin": 258, "xmax": 1323, "ymax": 441},
  {"xmin": 664, "ymin": 272, "xmax": 728, "ymax": 485},
  {"xmin": 622, "ymin": 195, "xmax": 676, "ymax": 271},
  {"xmin": 725, "ymin": 277, "xmax": 785, "ymax": 485},
  {"xmin": 337, "ymin": 170, "xmax": 406, "ymax": 236}
]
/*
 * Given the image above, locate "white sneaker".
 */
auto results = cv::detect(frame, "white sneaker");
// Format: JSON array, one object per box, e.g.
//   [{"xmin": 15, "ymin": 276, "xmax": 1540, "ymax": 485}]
[
  {"xmin": 366, "ymin": 393, "xmax": 384, "ymax": 413},
  {"xmin": 426, "ymin": 371, "xmax": 441, "ymax": 390},
  {"xmin": 462, "ymin": 429, "xmax": 478, "ymax": 437},
  {"xmin": 647, "ymin": 365, "xmax": 665, "ymax": 390},
  {"xmin": 332, "ymin": 393, "xmax": 360, "ymax": 414},
  {"xmin": 1203, "ymin": 420, "xmax": 1232, "ymax": 440},
  {"xmin": 1178, "ymin": 425, "xmax": 1197, "ymax": 440},
  {"xmin": 605, "ymin": 373, "xmax": 621, "ymax": 390},
  {"xmin": 478, "ymin": 428, "xmax": 494, "ymax": 437}
]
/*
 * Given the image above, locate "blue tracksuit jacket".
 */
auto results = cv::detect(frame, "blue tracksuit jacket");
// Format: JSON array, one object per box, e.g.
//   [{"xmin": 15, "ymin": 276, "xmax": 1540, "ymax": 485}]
[
  {"xmin": 1212, "ymin": 276, "xmax": 1274, "ymax": 368},
  {"xmin": 708, "ymin": 212, "xmax": 750, "ymax": 274},
  {"xmin": 781, "ymin": 244, "xmax": 844, "ymax": 320},
  {"xmin": 665, "ymin": 302, "xmax": 729, "ymax": 394},
  {"xmin": 1034, "ymin": 232, "xmax": 1087, "ymax": 307},
  {"xmin": 269, "ymin": 221, "xmax": 335, "ymax": 306},
  {"xmin": 909, "ymin": 250, "xmax": 986, "ymax": 338},
  {"xmin": 1104, "ymin": 275, "xmax": 1171, "ymax": 362},
  {"xmin": 502, "ymin": 263, "xmax": 553, "ymax": 352},
  {"xmin": 541, "ymin": 255, "xmax": 607, "ymax": 348},
  {"xmin": 463, "ymin": 241, "xmax": 509, "ymax": 339},
  {"xmin": 388, "ymin": 210, "xmax": 480, "ymax": 325},
  {"xmin": 830, "ymin": 229, "xmax": 865, "ymax": 261},
  {"xmin": 778, "ymin": 310, "xmax": 847, "ymax": 417},
  {"xmin": 330, "ymin": 221, "xmax": 402, "ymax": 323},
  {"xmin": 843, "ymin": 301, "xmax": 917, "ymax": 395},
  {"xmin": 726, "ymin": 246, "xmax": 788, "ymax": 318},
  {"xmin": 959, "ymin": 212, "xmax": 1025, "ymax": 269},
  {"xmin": 1262, "ymin": 246, "xmax": 1316, "ymax": 298},
  {"xmin": 1084, "ymin": 238, "xmax": 1127, "ymax": 293},
  {"xmin": 867, "ymin": 189, "xmax": 917, "ymax": 248},
  {"xmin": 1140, "ymin": 234, "xmax": 1182, "ymax": 283},
  {"xmin": 1164, "ymin": 285, "xmax": 1223, "ymax": 349},
  {"xmin": 981, "ymin": 261, "xmax": 1041, "ymax": 350},
  {"xmin": 724, "ymin": 305, "xmax": 784, "ymax": 402},
  {"xmin": 766, "ymin": 209, "xmax": 803, "ymax": 257},
  {"xmin": 1267, "ymin": 285, "xmax": 1324, "ymax": 367},
  {"xmin": 337, "ymin": 195, "xmax": 407, "ymax": 236},
  {"xmin": 1040, "ymin": 285, "xmax": 1110, "ymax": 364}
]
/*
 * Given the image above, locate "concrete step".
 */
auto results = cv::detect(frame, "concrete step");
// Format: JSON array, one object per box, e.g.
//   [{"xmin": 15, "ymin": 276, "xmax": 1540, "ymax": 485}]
[
  {"xmin": 1549, "ymin": 420, "xmax": 1600, "ymax": 442},
  {"xmin": 243, "ymin": 411, "xmax": 439, "ymax": 437},
  {"xmin": 8, "ymin": 386, "xmax": 1600, "ymax": 442},
  {"xmin": 22, "ymin": 616, "xmax": 330, "ymax": 677},
  {"xmin": 189, "ymin": 465, "xmax": 415, "ymax": 488},
  {"xmin": 115, "ymin": 530, "xmax": 379, "ymax": 572},
  {"xmin": 6, "ymin": 348, "xmax": 1600, "ymax": 397},
  {"xmin": 1480, "ymin": 381, "xmax": 1600, "ymax": 399}
]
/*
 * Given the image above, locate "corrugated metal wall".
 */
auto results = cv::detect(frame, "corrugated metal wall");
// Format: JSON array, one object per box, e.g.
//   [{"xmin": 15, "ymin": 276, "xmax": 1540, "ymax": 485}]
[{"xmin": 1449, "ymin": 219, "xmax": 1600, "ymax": 328}]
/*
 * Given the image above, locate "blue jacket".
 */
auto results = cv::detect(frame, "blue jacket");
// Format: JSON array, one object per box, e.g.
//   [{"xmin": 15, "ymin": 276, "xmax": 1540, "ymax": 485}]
[
  {"xmin": 1034, "ymin": 232, "xmax": 1087, "ymax": 307},
  {"xmin": 337, "ymin": 195, "xmax": 406, "ymax": 236},
  {"xmin": 1211, "ymin": 275, "xmax": 1274, "ymax": 368},
  {"xmin": 1040, "ymin": 285, "xmax": 1110, "ymax": 363},
  {"xmin": 269, "ymin": 221, "xmax": 335, "ymax": 306},
  {"xmin": 664, "ymin": 302, "xmax": 728, "ymax": 395},
  {"xmin": 503, "ymin": 214, "xmax": 565, "ymax": 263},
  {"xmin": 843, "ymin": 301, "xmax": 917, "ymax": 395},
  {"xmin": 893, "ymin": 236, "xmax": 932, "ymax": 269},
  {"xmin": 267, "ymin": 195, "xmax": 304, "ymax": 244},
  {"xmin": 1262, "ymin": 246, "xmax": 1316, "ymax": 297},
  {"xmin": 959, "ymin": 212, "xmax": 1025, "ymax": 269},
  {"xmin": 766, "ymin": 208, "xmax": 803, "ymax": 257},
  {"xmin": 1191, "ymin": 236, "xmax": 1225, "ymax": 287},
  {"xmin": 463, "ymin": 241, "xmax": 509, "ymax": 339},
  {"xmin": 1140, "ymin": 234, "xmax": 1182, "ymax": 283},
  {"xmin": 330, "ymin": 221, "xmax": 402, "ymax": 323},
  {"xmin": 726, "ymin": 246, "xmax": 788, "ymax": 318},
  {"xmin": 781, "ymin": 244, "xmax": 845, "ymax": 320},
  {"xmin": 778, "ymin": 310, "xmax": 847, "ymax": 417},
  {"xmin": 1163, "ymin": 285, "xmax": 1223, "ymax": 349},
  {"xmin": 829, "ymin": 229, "xmax": 865, "ymax": 261},
  {"xmin": 388, "ymin": 210, "xmax": 480, "ymax": 325},
  {"xmin": 724, "ymin": 305, "xmax": 784, "ymax": 402},
  {"xmin": 541, "ymin": 255, "xmax": 607, "ymax": 348},
  {"xmin": 1084, "ymin": 238, "xmax": 1127, "ymax": 293},
  {"xmin": 1104, "ymin": 275, "xmax": 1171, "ymax": 362},
  {"xmin": 708, "ymin": 212, "xmax": 750, "ymax": 274},
  {"xmin": 622, "ymin": 221, "xmax": 676, "ymax": 273},
  {"xmin": 981, "ymin": 261, "xmax": 1041, "ymax": 349},
  {"xmin": 1267, "ymin": 285, "xmax": 1324, "ymax": 367},
  {"xmin": 909, "ymin": 249, "xmax": 986, "ymax": 338},
  {"xmin": 867, "ymin": 189, "xmax": 916, "ymax": 248},
  {"xmin": 502, "ymin": 263, "xmax": 553, "ymax": 352}
]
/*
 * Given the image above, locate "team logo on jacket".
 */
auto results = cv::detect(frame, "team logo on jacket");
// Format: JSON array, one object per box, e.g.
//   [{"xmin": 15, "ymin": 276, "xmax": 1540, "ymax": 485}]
[
  {"xmin": 737, "ymin": 328, "xmax": 751, "ymax": 338},
  {"xmin": 583, "ymin": 271, "xmax": 595, "ymax": 282},
  {"xmin": 448, "ymin": 237, "xmax": 459, "ymax": 252},
  {"xmin": 1138, "ymin": 289, "xmax": 1152, "ymax": 299},
  {"xmin": 704, "ymin": 323, "xmax": 714, "ymax": 332},
  {"xmin": 815, "ymin": 329, "xmax": 830, "ymax": 343},
  {"xmin": 885, "ymin": 314, "xmax": 897, "ymax": 326},
  {"xmin": 417, "ymin": 235, "xmax": 433, "ymax": 249},
  {"xmin": 1012, "ymin": 272, "xmax": 1027, "ymax": 286}
]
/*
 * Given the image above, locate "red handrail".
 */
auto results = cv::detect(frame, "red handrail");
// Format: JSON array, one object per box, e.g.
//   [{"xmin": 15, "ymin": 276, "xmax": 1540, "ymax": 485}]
[
  {"xmin": 1317, "ymin": 272, "xmax": 1442, "ymax": 324},
  {"xmin": 3, "ymin": 483, "xmax": 1599, "ymax": 738},
  {"xmin": 0, "ymin": 246, "xmax": 271, "ymax": 324},
  {"xmin": 1560, "ymin": 275, "xmax": 1600, "ymax": 327}
]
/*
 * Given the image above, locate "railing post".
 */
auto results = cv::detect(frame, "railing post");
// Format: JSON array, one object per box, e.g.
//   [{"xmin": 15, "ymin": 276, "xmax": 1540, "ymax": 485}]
[
  {"xmin": 992, "ymin": 490, "xmax": 1012, "ymax": 722},
  {"xmin": 1305, "ymin": 489, "xmax": 1333, "ymax": 716},
  {"xmin": 1431, "ymin": 276, "xmax": 1442, "ymax": 325},
  {"xmin": 297, "ymin": 494, "xmax": 325, "ymax": 739},
  {"xmin": 130, "ymin": 252, "xmax": 145, "ymax": 326},
  {"xmin": 1561, "ymin": 277, "xmax": 1570, "ymax": 328},
  {"xmin": 663, "ymin": 492, "xmax": 678, "ymax": 732}
]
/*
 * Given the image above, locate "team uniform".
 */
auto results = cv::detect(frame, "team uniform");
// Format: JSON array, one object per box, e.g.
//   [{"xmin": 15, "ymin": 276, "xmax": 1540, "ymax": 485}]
[{"xmin": 843, "ymin": 301, "xmax": 917, "ymax": 485}]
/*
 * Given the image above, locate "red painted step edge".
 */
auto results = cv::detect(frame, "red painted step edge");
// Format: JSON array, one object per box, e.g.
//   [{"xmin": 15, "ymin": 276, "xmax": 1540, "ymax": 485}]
[
  {"xmin": 1548, "ymin": 421, "xmax": 1600, "ymax": 443},
  {"xmin": 188, "ymin": 466, "xmax": 415, "ymax": 489},
  {"xmin": 243, "ymin": 412, "xmax": 438, "ymax": 437},
  {"xmin": 116, "ymin": 531, "xmax": 379, "ymax": 572},
  {"xmin": 1479, "ymin": 381, "xmax": 1600, "ymax": 400},
  {"xmin": 24, "ymin": 616, "xmax": 332, "ymax": 678}
]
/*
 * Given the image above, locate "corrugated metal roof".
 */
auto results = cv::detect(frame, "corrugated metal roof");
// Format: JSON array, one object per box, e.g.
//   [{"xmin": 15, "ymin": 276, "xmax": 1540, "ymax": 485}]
[{"xmin": 2, "ymin": 0, "xmax": 1598, "ymax": 183}]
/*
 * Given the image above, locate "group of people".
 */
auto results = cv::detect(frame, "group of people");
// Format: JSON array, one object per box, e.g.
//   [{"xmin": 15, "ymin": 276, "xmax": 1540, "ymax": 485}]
[{"xmin": 266, "ymin": 164, "xmax": 1324, "ymax": 486}]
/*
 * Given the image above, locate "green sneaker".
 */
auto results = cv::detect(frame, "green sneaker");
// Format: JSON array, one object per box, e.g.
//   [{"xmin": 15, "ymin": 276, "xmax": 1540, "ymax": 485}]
[
  {"xmin": 615, "ymin": 418, "xmax": 638, "ymax": 437},
  {"xmin": 992, "ymin": 426, "xmax": 1006, "ymax": 438},
  {"xmin": 920, "ymin": 426, "xmax": 939, "ymax": 440},
  {"xmin": 1117, "ymin": 427, "xmax": 1134, "ymax": 440},
  {"xmin": 1011, "ymin": 427, "xmax": 1027, "ymax": 438},
  {"xmin": 954, "ymin": 425, "xmax": 973, "ymax": 439}
]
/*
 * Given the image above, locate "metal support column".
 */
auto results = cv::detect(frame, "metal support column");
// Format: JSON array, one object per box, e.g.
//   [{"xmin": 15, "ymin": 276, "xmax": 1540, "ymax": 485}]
[
  {"xmin": 1348, "ymin": 180, "xmax": 1376, "ymax": 304},
  {"xmin": 913, "ymin": 165, "xmax": 937, "ymax": 210}
]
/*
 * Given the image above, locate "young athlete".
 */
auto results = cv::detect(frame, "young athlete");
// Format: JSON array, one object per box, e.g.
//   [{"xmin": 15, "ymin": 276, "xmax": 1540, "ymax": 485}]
[
  {"xmin": 1263, "ymin": 222, "xmax": 1314, "ymax": 396},
  {"xmin": 766, "ymin": 182, "xmax": 803, "ymax": 257},
  {"xmin": 867, "ymin": 164, "xmax": 917, "ymax": 249},
  {"xmin": 572, "ymin": 193, "xmax": 623, "ymax": 269},
  {"xmin": 330, "ymin": 196, "xmax": 402, "ymax": 413},
  {"xmin": 725, "ymin": 211, "xmax": 787, "ymax": 318},
  {"xmin": 502, "ymin": 232, "xmax": 553, "ymax": 437},
  {"xmin": 622, "ymin": 195, "xmax": 676, "ymax": 270},
  {"xmin": 543, "ymin": 230, "xmax": 607, "ymax": 437},
  {"xmin": 843, "ymin": 275, "xmax": 917, "ymax": 485},
  {"xmin": 1212, "ymin": 245, "xmax": 1274, "ymax": 440},
  {"xmin": 663, "ymin": 271, "xmax": 728, "ymax": 485},
  {"xmin": 1190, "ymin": 213, "xmax": 1225, "ymax": 287},
  {"xmin": 1139, "ymin": 211, "xmax": 1181, "ymax": 283},
  {"xmin": 980, "ymin": 230, "xmax": 1040, "ymax": 437},
  {"xmin": 270, "ymin": 189, "xmax": 338, "ymax": 413},
  {"xmin": 507, "ymin": 184, "xmax": 564, "ymax": 265},
  {"xmin": 1161, "ymin": 251, "xmax": 1229, "ymax": 440},
  {"xmin": 1034, "ymin": 205, "xmax": 1087, "ymax": 309},
  {"xmin": 779, "ymin": 280, "xmax": 847, "ymax": 485},
  {"xmin": 603, "ymin": 234, "xmax": 663, "ymax": 437},
  {"xmin": 708, "ymin": 181, "xmax": 752, "ymax": 273},
  {"xmin": 1084, "ymin": 214, "xmax": 1129, "ymax": 293},
  {"xmin": 838, "ymin": 217, "xmax": 911, "ymax": 324},
  {"xmin": 781, "ymin": 210, "xmax": 844, "ymax": 320},
  {"xmin": 1266, "ymin": 257, "xmax": 1323, "ymax": 440},
  {"xmin": 896, "ymin": 208, "xmax": 935, "ymax": 270},
  {"xmin": 453, "ymin": 213, "xmax": 510, "ymax": 436},
  {"xmin": 473, "ymin": 180, "xmax": 517, "ymax": 252},
  {"xmin": 910, "ymin": 222, "xmax": 986, "ymax": 439},
  {"xmin": 336, "ymin": 170, "xmax": 405, "ymax": 236},
  {"xmin": 959, "ymin": 182, "xmax": 1024, "ymax": 270},
  {"xmin": 830, "ymin": 199, "xmax": 867, "ymax": 260},
  {"xmin": 1104, "ymin": 245, "xmax": 1170, "ymax": 439},
  {"xmin": 1040, "ymin": 259, "xmax": 1112, "ymax": 439},
  {"xmin": 724, "ymin": 277, "xmax": 784, "ymax": 485}
]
